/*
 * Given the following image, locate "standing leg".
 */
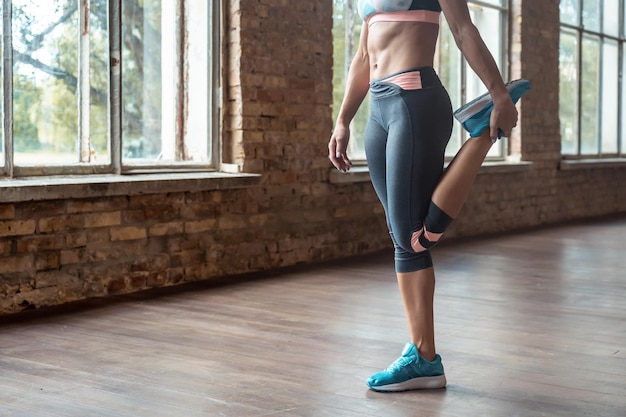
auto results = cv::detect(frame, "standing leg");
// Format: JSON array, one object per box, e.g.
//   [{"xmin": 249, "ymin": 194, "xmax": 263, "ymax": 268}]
[
  {"xmin": 368, "ymin": 263, "xmax": 447, "ymax": 392},
  {"xmin": 366, "ymin": 73, "xmax": 450, "ymax": 392},
  {"xmin": 397, "ymin": 267, "xmax": 436, "ymax": 361}
]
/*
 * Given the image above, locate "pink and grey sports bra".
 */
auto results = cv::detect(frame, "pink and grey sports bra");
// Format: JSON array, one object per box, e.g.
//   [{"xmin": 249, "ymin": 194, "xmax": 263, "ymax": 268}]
[{"xmin": 357, "ymin": 0, "xmax": 441, "ymax": 26}]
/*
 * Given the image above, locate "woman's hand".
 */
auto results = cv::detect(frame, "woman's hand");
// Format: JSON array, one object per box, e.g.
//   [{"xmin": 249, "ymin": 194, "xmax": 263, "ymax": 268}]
[
  {"xmin": 489, "ymin": 93, "xmax": 518, "ymax": 140},
  {"xmin": 328, "ymin": 124, "xmax": 353, "ymax": 173}
]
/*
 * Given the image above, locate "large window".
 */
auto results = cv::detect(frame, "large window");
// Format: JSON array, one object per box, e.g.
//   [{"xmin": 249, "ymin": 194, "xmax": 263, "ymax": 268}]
[
  {"xmin": 332, "ymin": 0, "xmax": 509, "ymax": 162},
  {"xmin": 1, "ymin": 0, "xmax": 219, "ymax": 177},
  {"xmin": 560, "ymin": 0, "xmax": 625, "ymax": 157}
]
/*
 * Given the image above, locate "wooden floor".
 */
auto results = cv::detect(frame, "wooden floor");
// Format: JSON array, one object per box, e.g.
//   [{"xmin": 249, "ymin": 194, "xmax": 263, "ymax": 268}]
[{"xmin": 1, "ymin": 217, "xmax": 625, "ymax": 417}]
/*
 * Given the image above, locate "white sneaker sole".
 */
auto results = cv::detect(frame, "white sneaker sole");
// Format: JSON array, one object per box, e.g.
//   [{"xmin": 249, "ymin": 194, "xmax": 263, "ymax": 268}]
[{"xmin": 369, "ymin": 374, "xmax": 447, "ymax": 392}]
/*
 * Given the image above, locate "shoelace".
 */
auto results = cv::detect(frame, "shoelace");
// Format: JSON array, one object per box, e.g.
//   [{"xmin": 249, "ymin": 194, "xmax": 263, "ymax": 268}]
[{"xmin": 385, "ymin": 355, "xmax": 416, "ymax": 373}]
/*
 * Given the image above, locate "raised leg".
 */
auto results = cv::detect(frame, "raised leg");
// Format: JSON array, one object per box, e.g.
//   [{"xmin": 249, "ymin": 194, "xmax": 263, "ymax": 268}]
[
  {"xmin": 432, "ymin": 131, "xmax": 494, "ymax": 218},
  {"xmin": 410, "ymin": 131, "xmax": 494, "ymax": 252}
]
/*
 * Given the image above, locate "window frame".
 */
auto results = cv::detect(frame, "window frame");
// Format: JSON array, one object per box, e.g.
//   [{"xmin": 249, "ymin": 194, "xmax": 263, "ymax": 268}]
[
  {"xmin": 1, "ymin": 0, "xmax": 221, "ymax": 178},
  {"xmin": 559, "ymin": 0, "xmax": 626, "ymax": 159},
  {"xmin": 441, "ymin": 0, "xmax": 511, "ymax": 162}
]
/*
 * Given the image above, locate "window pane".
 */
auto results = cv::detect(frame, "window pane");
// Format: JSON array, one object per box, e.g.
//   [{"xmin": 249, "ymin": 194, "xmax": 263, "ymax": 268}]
[
  {"xmin": 601, "ymin": 40, "xmax": 618, "ymax": 154},
  {"xmin": 437, "ymin": 18, "xmax": 463, "ymax": 157},
  {"xmin": 467, "ymin": 4, "xmax": 502, "ymax": 158},
  {"xmin": 466, "ymin": 4, "xmax": 503, "ymax": 89},
  {"xmin": 560, "ymin": 0, "xmax": 579, "ymax": 25},
  {"xmin": 12, "ymin": 1, "xmax": 79, "ymax": 165},
  {"xmin": 89, "ymin": 1, "xmax": 110, "ymax": 163},
  {"xmin": 0, "ymin": 0, "xmax": 3, "ymax": 168},
  {"xmin": 185, "ymin": 0, "xmax": 210, "ymax": 162},
  {"xmin": 348, "ymin": 8, "xmax": 367, "ymax": 161},
  {"xmin": 582, "ymin": 0, "xmax": 600, "ymax": 32},
  {"xmin": 122, "ymin": 0, "xmax": 211, "ymax": 165},
  {"xmin": 559, "ymin": 30, "xmax": 578, "ymax": 155},
  {"xmin": 122, "ymin": 0, "xmax": 163, "ymax": 162},
  {"xmin": 603, "ymin": 0, "xmax": 619, "ymax": 37},
  {"xmin": 623, "ymin": 51, "xmax": 626, "ymax": 154},
  {"xmin": 621, "ymin": 4, "xmax": 626, "ymax": 37},
  {"xmin": 332, "ymin": 1, "xmax": 366, "ymax": 161},
  {"xmin": 348, "ymin": 101, "xmax": 369, "ymax": 160},
  {"xmin": 348, "ymin": 13, "xmax": 370, "ymax": 160},
  {"xmin": 466, "ymin": 5, "xmax": 497, "ymax": 100},
  {"xmin": 581, "ymin": 35, "xmax": 600, "ymax": 154}
]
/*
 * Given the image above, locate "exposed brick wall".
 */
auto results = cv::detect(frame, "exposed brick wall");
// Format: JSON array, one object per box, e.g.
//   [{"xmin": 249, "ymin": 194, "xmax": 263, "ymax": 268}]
[{"xmin": 1, "ymin": 0, "xmax": 625, "ymax": 314}]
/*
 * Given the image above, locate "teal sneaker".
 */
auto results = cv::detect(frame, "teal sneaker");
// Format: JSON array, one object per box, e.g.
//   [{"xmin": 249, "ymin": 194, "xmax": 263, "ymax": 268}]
[
  {"xmin": 453, "ymin": 79, "xmax": 531, "ymax": 138},
  {"xmin": 366, "ymin": 343, "xmax": 446, "ymax": 392}
]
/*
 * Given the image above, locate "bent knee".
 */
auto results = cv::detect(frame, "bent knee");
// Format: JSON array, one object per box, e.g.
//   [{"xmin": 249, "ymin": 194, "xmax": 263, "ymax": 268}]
[
  {"xmin": 395, "ymin": 247, "xmax": 433, "ymax": 272},
  {"xmin": 411, "ymin": 227, "xmax": 444, "ymax": 252}
]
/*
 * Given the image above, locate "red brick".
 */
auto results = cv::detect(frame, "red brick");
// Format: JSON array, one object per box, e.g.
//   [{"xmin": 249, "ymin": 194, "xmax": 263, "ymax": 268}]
[
  {"xmin": 0, "ymin": 255, "xmax": 34, "ymax": 274},
  {"xmin": 84, "ymin": 212, "xmax": 121, "ymax": 228},
  {"xmin": 110, "ymin": 227, "xmax": 147, "ymax": 241},
  {"xmin": 39, "ymin": 215, "xmax": 83, "ymax": 233},
  {"xmin": 184, "ymin": 219, "xmax": 216, "ymax": 234},
  {"xmin": 66, "ymin": 231, "xmax": 88, "ymax": 248},
  {"xmin": 0, "ymin": 205, "xmax": 15, "ymax": 220},
  {"xmin": 149, "ymin": 222, "xmax": 184, "ymax": 236},
  {"xmin": 16, "ymin": 235, "xmax": 63, "ymax": 253},
  {"xmin": 67, "ymin": 197, "xmax": 128, "ymax": 213},
  {"xmin": 0, "ymin": 220, "xmax": 36, "ymax": 237},
  {"xmin": 35, "ymin": 252, "xmax": 60, "ymax": 271}
]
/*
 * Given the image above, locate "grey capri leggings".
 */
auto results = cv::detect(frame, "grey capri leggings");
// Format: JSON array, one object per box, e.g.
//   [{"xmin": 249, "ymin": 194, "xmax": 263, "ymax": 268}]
[{"xmin": 364, "ymin": 67, "xmax": 454, "ymax": 273}]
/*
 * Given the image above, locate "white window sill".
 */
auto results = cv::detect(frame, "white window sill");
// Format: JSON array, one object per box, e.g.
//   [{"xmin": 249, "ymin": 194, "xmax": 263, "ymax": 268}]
[
  {"xmin": 0, "ymin": 172, "xmax": 262, "ymax": 203},
  {"xmin": 560, "ymin": 158, "xmax": 626, "ymax": 171},
  {"xmin": 329, "ymin": 161, "xmax": 534, "ymax": 184}
]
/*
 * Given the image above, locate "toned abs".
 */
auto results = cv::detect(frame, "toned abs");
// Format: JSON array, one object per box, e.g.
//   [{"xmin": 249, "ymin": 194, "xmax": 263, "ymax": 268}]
[{"xmin": 367, "ymin": 22, "xmax": 439, "ymax": 79}]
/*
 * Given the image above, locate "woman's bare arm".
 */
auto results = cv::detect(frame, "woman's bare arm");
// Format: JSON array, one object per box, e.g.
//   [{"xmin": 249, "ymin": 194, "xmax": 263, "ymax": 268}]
[
  {"xmin": 329, "ymin": 23, "xmax": 371, "ymax": 172},
  {"xmin": 439, "ymin": 0, "xmax": 518, "ymax": 138}
]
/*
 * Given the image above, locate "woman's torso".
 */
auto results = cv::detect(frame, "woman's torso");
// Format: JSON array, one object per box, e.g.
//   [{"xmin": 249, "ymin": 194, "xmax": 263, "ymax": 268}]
[{"xmin": 358, "ymin": 0, "xmax": 442, "ymax": 79}]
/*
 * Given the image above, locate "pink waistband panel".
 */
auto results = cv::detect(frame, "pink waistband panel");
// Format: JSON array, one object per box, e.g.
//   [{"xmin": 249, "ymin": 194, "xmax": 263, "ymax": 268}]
[
  {"xmin": 380, "ymin": 71, "xmax": 423, "ymax": 90},
  {"xmin": 366, "ymin": 10, "xmax": 441, "ymax": 26}
]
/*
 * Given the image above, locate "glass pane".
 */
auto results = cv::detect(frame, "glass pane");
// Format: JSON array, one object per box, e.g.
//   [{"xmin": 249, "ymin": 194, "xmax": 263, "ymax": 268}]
[
  {"xmin": 0, "ymin": 0, "xmax": 3, "ymax": 168},
  {"xmin": 437, "ymin": 18, "xmax": 463, "ymax": 157},
  {"xmin": 122, "ymin": 0, "xmax": 211, "ymax": 165},
  {"xmin": 623, "ymin": 51, "xmax": 626, "ymax": 155},
  {"xmin": 348, "ymin": 100, "xmax": 369, "ymax": 160},
  {"xmin": 621, "ymin": 0, "xmax": 626, "ymax": 37},
  {"xmin": 466, "ymin": 5, "xmax": 501, "ymax": 100},
  {"xmin": 122, "ymin": 0, "xmax": 163, "ymax": 163},
  {"xmin": 603, "ymin": 0, "xmax": 619, "ymax": 36},
  {"xmin": 185, "ymin": 0, "xmax": 210, "ymax": 163},
  {"xmin": 601, "ymin": 40, "xmax": 618, "ymax": 154},
  {"xmin": 467, "ymin": 4, "xmax": 502, "ymax": 158},
  {"xmin": 560, "ymin": 0, "xmax": 579, "ymax": 25},
  {"xmin": 332, "ymin": 1, "xmax": 366, "ymax": 161},
  {"xmin": 582, "ymin": 0, "xmax": 600, "ymax": 32},
  {"xmin": 581, "ymin": 35, "xmax": 600, "ymax": 154},
  {"xmin": 89, "ymin": 0, "xmax": 110, "ymax": 163},
  {"xmin": 13, "ymin": 1, "xmax": 78, "ymax": 165},
  {"xmin": 559, "ymin": 30, "xmax": 579, "ymax": 155}
]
